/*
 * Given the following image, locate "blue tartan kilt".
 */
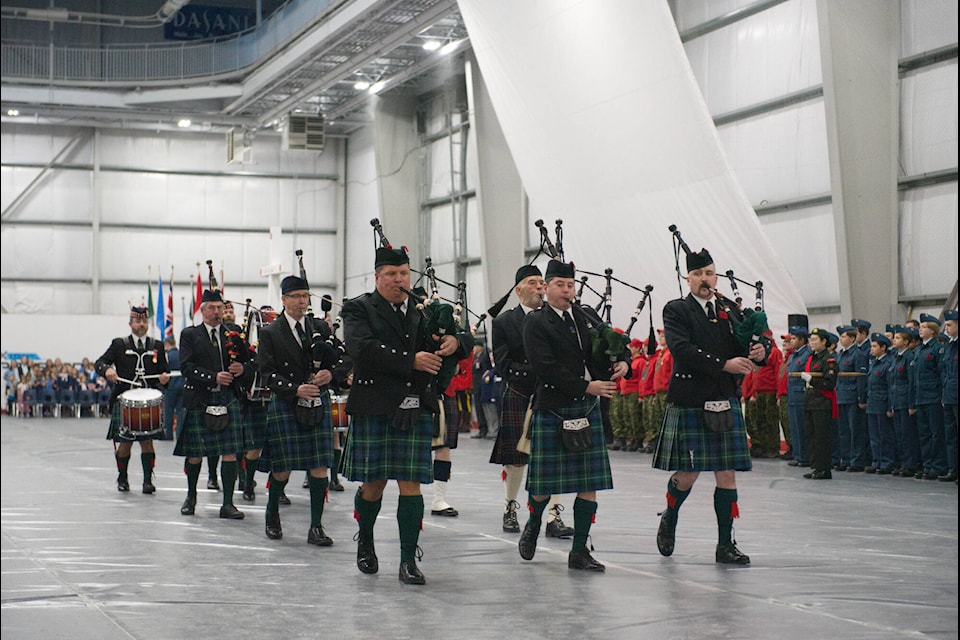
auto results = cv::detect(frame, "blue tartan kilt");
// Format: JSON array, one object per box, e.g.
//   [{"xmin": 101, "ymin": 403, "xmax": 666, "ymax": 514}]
[
  {"xmin": 526, "ymin": 399, "xmax": 613, "ymax": 495},
  {"xmin": 172, "ymin": 393, "xmax": 245, "ymax": 458},
  {"xmin": 343, "ymin": 413, "xmax": 434, "ymax": 484},
  {"xmin": 258, "ymin": 396, "xmax": 334, "ymax": 473},
  {"xmin": 490, "ymin": 384, "xmax": 532, "ymax": 465},
  {"xmin": 652, "ymin": 402, "xmax": 753, "ymax": 472},
  {"xmin": 242, "ymin": 400, "xmax": 269, "ymax": 452},
  {"xmin": 105, "ymin": 401, "xmax": 163, "ymax": 442}
]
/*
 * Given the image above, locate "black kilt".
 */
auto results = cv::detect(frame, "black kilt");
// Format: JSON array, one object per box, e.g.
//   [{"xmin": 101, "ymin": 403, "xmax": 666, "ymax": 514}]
[
  {"xmin": 652, "ymin": 402, "xmax": 753, "ymax": 472},
  {"xmin": 257, "ymin": 396, "xmax": 334, "ymax": 473},
  {"xmin": 343, "ymin": 413, "xmax": 434, "ymax": 483},
  {"xmin": 105, "ymin": 401, "xmax": 163, "ymax": 442},
  {"xmin": 490, "ymin": 384, "xmax": 532, "ymax": 465},
  {"xmin": 526, "ymin": 399, "xmax": 613, "ymax": 495},
  {"xmin": 435, "ymin": 394, "xmax": 460, "ymax": 450},
  {"xmin": 242, "ymin": 399, "xmax": 270, "ymax": 452},
  {"xmin": 173, "ymin": 392, "xmax": 245, "ymax": 458}
]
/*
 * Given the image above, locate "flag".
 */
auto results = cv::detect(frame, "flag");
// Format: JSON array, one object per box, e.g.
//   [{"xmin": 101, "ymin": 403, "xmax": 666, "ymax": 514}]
[
  {"xmin": 165, "ymin": 271, "xmax": 175, "ymax": 338},
  {"xmin": 147, "ymin": 278, "xmax": 155, "ymax": 337},
  {"xmin": 193, "ymin": 272, "xmax": 203, "ymax": 325},
  {"xmin": 181, "ymin": 296, "xmax": 189, "ymax": 333},
  {"xmin": 156, "ymin": 275, "xmax": 166, "ymax": 339}
]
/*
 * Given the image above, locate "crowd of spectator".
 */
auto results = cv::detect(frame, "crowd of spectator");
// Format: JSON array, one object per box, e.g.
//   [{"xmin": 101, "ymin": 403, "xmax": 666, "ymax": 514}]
[{"xmin": 4, "ymin": 355, "xmax": 115, "ymax": 417}]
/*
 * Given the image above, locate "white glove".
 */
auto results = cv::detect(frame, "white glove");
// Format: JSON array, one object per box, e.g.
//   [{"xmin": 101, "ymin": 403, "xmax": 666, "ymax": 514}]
[{"xmin": 800, "ymin": 372, "xmax": 812, "ymax": 383}]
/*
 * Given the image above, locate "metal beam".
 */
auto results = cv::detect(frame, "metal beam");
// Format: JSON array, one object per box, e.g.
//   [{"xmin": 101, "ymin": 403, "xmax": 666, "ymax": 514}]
[
  {"xmin": 678, "ymin": 0, "xmax": 790, "ymax": 42},
  {"xmin": 1, "ymin": 161, "xmax": 338, "ymax": 182},
  {"xmin": 1, "ymin": 219, "xmax": 336, "ymax": 235},
  {"xmin": 1, "ymin": 130, "xmax": 88, "ymax": 220}
]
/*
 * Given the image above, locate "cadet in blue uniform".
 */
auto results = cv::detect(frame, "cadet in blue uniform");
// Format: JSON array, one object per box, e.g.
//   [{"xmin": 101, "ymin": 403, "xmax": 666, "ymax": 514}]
[
  {"xmin": 938, "ymin": 310, "xmax": 958, "ymax": 482},
  {"xmin": 911, "ymin": 314, "xmax": 947, "ymax": 480},
  {"xmin": 889, "ymin": 327, "xmax": 921, "ymax": 477},
  {"xmin": 847, "ymin": 319, "xmax": 873, "ymax": 472},
  {"xmin": 865, "ymin": 333, "xmax": 896, "ymax": 474}
]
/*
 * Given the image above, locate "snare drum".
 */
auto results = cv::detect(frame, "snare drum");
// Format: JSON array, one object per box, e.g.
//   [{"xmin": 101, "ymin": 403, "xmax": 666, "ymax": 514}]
[
  {"xmin": 330, "ymin": 394, "xmax": 349, "ymax": 431},
  {"xmin": 119, "ymin": 388, "xmax": 164, "ymax": 437}
]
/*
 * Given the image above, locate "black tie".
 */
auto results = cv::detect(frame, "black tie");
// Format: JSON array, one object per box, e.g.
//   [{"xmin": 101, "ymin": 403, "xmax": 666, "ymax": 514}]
[
  {"xmin": 137, "ymin": 338, "xmax": 144, "ymax": 351},
  {"xmin": 394, "ymin": 303, "xmax": 406, "ymax": 324},
  {"xmin": 295, "ymin": 321, "xmax": 307, "ymax": 347},
  {"xmin": 706, "ymin": 301, "xmax": 717, "ymax": 322},
  {"xmin": 210, "ymin": 327, "xmax": 219, "ymax": 348},
  {"xmin": 562, "ymin": 310, "xmax": 577, "ymax": 335}
]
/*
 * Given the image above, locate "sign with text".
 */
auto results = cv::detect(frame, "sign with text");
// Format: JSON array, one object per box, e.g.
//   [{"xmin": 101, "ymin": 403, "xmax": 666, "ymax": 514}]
[{"xmin": 164, "ymin": 5, "xmax": 257, "ymax": 41}]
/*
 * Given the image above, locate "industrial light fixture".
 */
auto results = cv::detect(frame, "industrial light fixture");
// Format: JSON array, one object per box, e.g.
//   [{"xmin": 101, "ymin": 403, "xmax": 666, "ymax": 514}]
[
  {"xmin": 177, "ymin": 118, "xmax": 192, "ymax": 128},
  {"xmin": 422, "ymin": 40, "xmax": 441, "ymax": 51},
  {"xmin": 368, "ymin": 81, "xmax": 385, "ymax": 94},
  {"xmin": 7, "ymin": 109, "xmax": 20, "ymax": 116},
  {"xmin": 439, "ymin": 40, "xmax": 461, "ymax": 56},
  {"xmin": 353, "ymin": 80, "xmax": 370, "ymax": 91}
]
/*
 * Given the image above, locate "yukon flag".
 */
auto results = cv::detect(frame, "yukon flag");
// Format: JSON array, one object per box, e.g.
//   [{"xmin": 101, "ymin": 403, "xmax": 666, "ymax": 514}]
[
  {"xmin": 181, "ymin": 296, "xmax": 190, "ymax": 332},
  {"xmin": 165, "ymin": 272, "xmax": 175, "ymax": 338},
  {"xmin": 147, "ymin": 279, "xmax": 155, "ymax": 338},
  {"xmin": 193, "ymin": 271, "xmax": 203, "ymax": 325},
  {"xmin": 156, "ymin": 274, "xmax": 167, "ymax": 339}
]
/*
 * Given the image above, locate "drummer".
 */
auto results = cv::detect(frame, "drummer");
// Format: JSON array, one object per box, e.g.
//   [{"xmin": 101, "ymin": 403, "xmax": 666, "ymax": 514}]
[{"xmin": 95, "ymin": 305, "xmax": 171, "ymax": 494}]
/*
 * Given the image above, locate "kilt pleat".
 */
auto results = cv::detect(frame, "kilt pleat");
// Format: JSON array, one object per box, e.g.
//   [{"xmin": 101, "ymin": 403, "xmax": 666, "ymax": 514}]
[
  {"xmin": 258, "ymin": 396, "xmax": 334, "ymax": 473},
  {"xmin": 105, "ymin": 402, "xmax": 163, "ymax": 442},
  {"xmin": 241, "ymin": 400, "xmax": 269, "ymax": 452},
  {"xmin": 438, "ymin": 394, "xmax": 460, "ymax": 450},
  {"xmin": 173, "ymin": 393, "xmax": 245, "ymax": 458},
  {"xmin": 652, "ymin": 402, "xmax": 753, "ymax": 472},
  {"xmin": 490, "ymin": 385, "xmax": 531, "ymax": 465},
  {"xmin": 343, "ymin": 413, "xmax": 434, "ymax": 483},
  {"xmin": 526, "ymin": 399, "xmax": 613, "ymax": 495}
]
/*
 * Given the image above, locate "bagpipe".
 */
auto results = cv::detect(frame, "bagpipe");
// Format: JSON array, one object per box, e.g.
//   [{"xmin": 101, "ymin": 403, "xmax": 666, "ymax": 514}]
[
  {"xmin": 534, "ymin": 219, "xmax": 647, "ymax": 376},
  {"xmin": 370, "ymin": 218, "xmax": 472, "ymax": 393},
  {"xmin": 668, "ymin": 224, "xmax": 773, "ymax": 365},
  {"xmin": 205, "ymin": 259, "xmax": 249, "ymax": 369},
  {"xmin": 295, "ymin": 249, "xmax": 344, "ymax": 373}
]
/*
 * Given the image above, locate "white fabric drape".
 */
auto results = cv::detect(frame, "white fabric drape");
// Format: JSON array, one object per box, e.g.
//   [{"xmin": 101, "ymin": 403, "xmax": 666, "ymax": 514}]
[{"xmin": 459, "ymin": 0, "xmax": 806, "ymax": 333}]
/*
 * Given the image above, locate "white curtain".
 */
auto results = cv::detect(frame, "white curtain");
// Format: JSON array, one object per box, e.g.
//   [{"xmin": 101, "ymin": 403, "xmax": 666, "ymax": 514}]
[{"xmin": 459, "ymin": 0, "xmax": 806, "ymax": 333}]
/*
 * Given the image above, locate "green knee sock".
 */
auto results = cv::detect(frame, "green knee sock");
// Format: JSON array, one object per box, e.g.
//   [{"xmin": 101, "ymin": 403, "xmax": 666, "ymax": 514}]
[
  {"xmin": 354, "ymin": 489, "xmax": 382, "ymax": 542},
  {"xmin": 331, "ymin": 449, "xmax": 341, "ymax": 482},
  {"xmin": 244, "ymin": 457, "xmax": 259, "ymax": 491},
  {"xmin": 184, "ymin": 460, "xmax": 201, "ymax": 497},
  {"xmin": 140, "ymin": 452, "xmax": 155, "ymax": 482},
  {"xmin": 307, "ymin": 475, "xmax": 329, "ymax": 527},
  {"xmin": 714, "ymin": 487, "xmax": 739, "ymax": 545},
  {"xmin": 666, "ymin": 474, "xmax": 691, "ymax": 512},
  {"xmin": 572, "ymin": 497, "xmax": 598, "ymax": 553},
  {"xmin": 397, "ymin": 494, "xmax": 424, "ymax": 563},
  {"xmin": 526, "ymin": 495, "xmax": 550, "ymax": 529},
  {"xmin": 220, "ymin": 460, "xmax": 238, "ymax": 506},
  {"xmin": 266, "ymin": 474, "xmax": 288, "ymax": 514},
  {"xmin": 116, "ymin": 454, "xmax": 130, "ymax": 481}
]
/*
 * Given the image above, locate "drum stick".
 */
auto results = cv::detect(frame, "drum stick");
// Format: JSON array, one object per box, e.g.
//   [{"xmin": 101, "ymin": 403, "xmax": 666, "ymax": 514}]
[
  {"xmin": 116, "ymin": 377, "xmax": 144, "ymax": 387},
  {"xmin": 142, "ymin": 372, "xmax": 181, "ymax": 379}
]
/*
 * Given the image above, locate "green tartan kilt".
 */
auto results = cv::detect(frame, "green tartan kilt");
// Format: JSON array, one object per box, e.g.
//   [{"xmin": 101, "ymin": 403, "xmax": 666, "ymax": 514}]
[
  {"xmin": 242, "ymin": 400, "xmax": 270, "ymax": 452},
  {"xmin": 173, "ymin": 393, "xmax": 245, "ymax": 458},
  {"xmin": 343, "ymin": 413, "xmax": 434, "ymax": 484},
  {"xmin": 489, "ymin": 384, "xmax": 532, "ymax": 465},
  {"xmin": 436, "ymin": 394, "xmax": 460, "ymax": 450},
  {"xmin": 105, "ymin": 401, "xmax": 163, "ymax": 442},
  {"xmin": 526, "ymin": 399, "xmax": 613, "ymax": 495},
  {"xmin": 652, "ymin": 402, "xmax": 753, "ymax": 472},
  {"xmin": 258, "ymin": 396, "xmax": 334, "ymax": 473}
]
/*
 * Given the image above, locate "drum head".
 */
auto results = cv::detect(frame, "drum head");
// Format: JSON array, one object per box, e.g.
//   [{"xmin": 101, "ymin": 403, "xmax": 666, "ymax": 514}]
[{"xmin": 120, "ymin": 388, "xmax": 163, "ymax": 404}]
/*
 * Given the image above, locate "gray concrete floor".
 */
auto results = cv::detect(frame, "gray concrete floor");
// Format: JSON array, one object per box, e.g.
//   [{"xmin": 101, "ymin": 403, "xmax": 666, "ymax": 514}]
[{"xmin": 1, "ymin": 414, "xmax": 957, "ymax": 640}]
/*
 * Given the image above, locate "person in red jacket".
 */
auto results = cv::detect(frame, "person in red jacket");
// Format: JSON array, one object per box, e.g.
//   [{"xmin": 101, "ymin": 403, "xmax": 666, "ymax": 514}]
[
  {"xmin": 749, "ymin": 330, "xmax": 783, "ymax": 458},
  {"xmin": 619, "ymin": 339, "xmax": 645, "ymax": 451},
  {"xmin": 777, "ymin": 334, "xmax": 794, "ymax": 460},
  {"xmin": 639, "ymin": 341, "xmax": 658, "ymax": 451},
  {"xmin": 648, "ymin": 330, "xmax": 673, "ymax": 453},
  {"xmin": 742, "ymin": 369, "xmax": 757, "ymax": 454}
]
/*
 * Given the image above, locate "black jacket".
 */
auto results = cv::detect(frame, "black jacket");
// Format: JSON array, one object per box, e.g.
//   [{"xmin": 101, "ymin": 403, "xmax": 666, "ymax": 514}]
[
  {"xmin": 342, "ymin": 290, "xmax": 469, "ymax": 416},
  {"xmin": 258, "ymin": 311, "xmax": 332, "ymax": 403},
  {"xmin": 179, "ymin": 323, "xmax": 252, "ymax": 409},
  {"xmin": 95, "ymin": 335, "xmax": 169, "ymax": 408},
  {"xmin": 662, "ymin": 294, "xmax": 747, "ymax": 407},
  {"xmin": 522, "ymin": 304, "xmax": 628, "ymax": 410},
  {"xmin": 493, "ymin": 305, "xmax": 537, "ymax": 395}
]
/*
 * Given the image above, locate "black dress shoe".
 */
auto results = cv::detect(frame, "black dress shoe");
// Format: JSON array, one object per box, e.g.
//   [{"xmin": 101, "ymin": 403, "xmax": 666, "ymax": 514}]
[
  {"xmin": 938, "ymin": 472, "xmax": 958, "ymax": 482},
  {"xmin": 265, "ymin": 511, "xmax": 282, "ymax": 540},
  {"xmin": 307, "ymin": 525, "xmax": 333, "ymax": 546},
  {"xmin": 864, "ymin": 466, "xmax": 877, "ymax": 474},
  {"xmin": 219, "ymin": 504, "xmax": 245, "ymax": 519},
  {"xmin": 279, "ymin": 492, "xmax": 291, "ymax": 506},
  {"xmin": 398, "ymin": 560, "xmax": 426, "ymax": 585},
  {"xmin": 180, "ymin": 496, "xmax": 196, "ymax": 516},
  {"xmin": 797, "ymin": 462, "xmax": 810, "ymax": 468},
  {"xmin": 356, "ymin": 538, "xmax": 378, "ymax": 574},
  {"xmin": 914, "ymin": 470, "xmax": 925, "ymax": 479},
  {"xmin": 207, "ymin": 477, "xmax": 220, "ymax": 491},
  {"xmin": 716, "ymin": 542, "xmax": 750, "ymax": 565},
  {"xmin": 518, "ymin": 519, "xmax": 540, "ymax": 561},
  {"xmin": 117, "ymin": 478, "xmax": 130, "ymax": 492},
  {"xmin": 803, "ymin": 470, "xmax": 832, "ymax": 480},
  {"xmin": 329, "ymin": 478, "xmax": 344, "ymax": 492},
  {"xmin": 568, "ymin": 549, "xmax": 605, "ymax": 572},
  {"xmin": 896, "ymin": 468, "xmax": 914, "ymax": 478},
  {"xmin": 656, "ymin": 508, "xmax": 677, "ymax": 557},
  {"xmin": 430, "ymin": 506, "xmax": 459, "ymax": 517},
  {"xmin": 877, "ymin": 467, "xmax": 893, "ymax": 475},
  {"xmin": 846, "ymin": 466, "xmax": 864, "ymax": 472},
  {"xmin": 545, "ymin": 517, "xmax": 574, "ymax": 539},
  {"xmin": 242, "ymin": 489, "xmax": 255, "ymax": 501},
  {"xmin": 923, "ymin": 473, "xmax": 939, "ymax": 480},
  {"xmin": 142, "ymin": 481, "xmax": 156, "ymax": 494},
  {"xmin": 787, "ymin": 460, "xmax": 800, "ymax": 467}
]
